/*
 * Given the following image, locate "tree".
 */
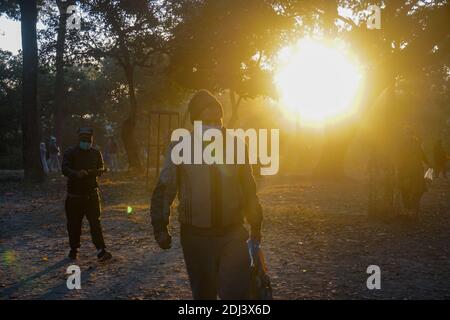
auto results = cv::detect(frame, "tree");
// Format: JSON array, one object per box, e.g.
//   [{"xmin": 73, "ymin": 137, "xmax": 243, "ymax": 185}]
[
  {"xmin": 53, "ymin": 0, "xmax": 75, "ymax": 148},
  {"xmin": 0, "ymin": 0, "xmax": 45, "ymax": 180},
  {"xmin": 0, "ymin": 50, "xmax": 22, "ymax": 169},
  {"xmin": 340, "ymin": 1, "xmax": 450, "ymax": 217},
  {"xmin": 307, "ymin": 0, "xmax": 449, "ymax": 215},
  {"xmin": 276, "ymin": 0, "xmax": 449, "ymax": 181},
  {"xmin": 19, "ymin": 0, "xmax": 45, "ymax": 182},
  {"xmin": 170, "ymin": 0, "xmax": 290, "ymax": 126},
  {"xmin": 78, "ymin": 0, "xmax": 171, "ymax": 169}
]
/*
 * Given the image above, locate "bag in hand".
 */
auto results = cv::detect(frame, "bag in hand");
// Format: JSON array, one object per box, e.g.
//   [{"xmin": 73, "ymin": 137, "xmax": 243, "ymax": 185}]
[{"xmin": 248, "ymin": 243, "xmax": 273, "ymax": 300}]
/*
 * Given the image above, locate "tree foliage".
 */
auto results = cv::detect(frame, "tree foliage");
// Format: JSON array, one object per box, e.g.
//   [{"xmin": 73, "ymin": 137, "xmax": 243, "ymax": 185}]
[{"xmin": 170, "ymin": 0, "xmax": 292, "ymax": 125}]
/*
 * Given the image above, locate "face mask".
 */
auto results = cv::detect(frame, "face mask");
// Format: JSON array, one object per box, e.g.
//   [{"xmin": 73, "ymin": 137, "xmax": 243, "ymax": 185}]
[
  {"xmin": 203, "ymin": 124, "xmax": 221, "ymax": 131},
  {"xmin": 79, "ymin": 141, "xmax": 92, "ymax": 150}
]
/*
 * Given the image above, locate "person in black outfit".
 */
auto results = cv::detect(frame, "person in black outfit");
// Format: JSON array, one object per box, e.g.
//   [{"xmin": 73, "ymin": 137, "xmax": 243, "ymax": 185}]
[
  {"xmin": 434, "ymin": 138, "xmax": 447, "ymax": 178},
  {"xmin": 397, "ymin": 128, "xmax": 431, "ymax": 218},
  {"xmin": 62, "ymin": 128, "xmax": 112, "ymax": 261}
]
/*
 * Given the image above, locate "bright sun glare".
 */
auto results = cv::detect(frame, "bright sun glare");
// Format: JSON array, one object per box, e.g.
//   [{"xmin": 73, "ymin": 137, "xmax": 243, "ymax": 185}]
[{"xmin": 275, "ymin": 38, "xmax": 363, "ymax": 127}]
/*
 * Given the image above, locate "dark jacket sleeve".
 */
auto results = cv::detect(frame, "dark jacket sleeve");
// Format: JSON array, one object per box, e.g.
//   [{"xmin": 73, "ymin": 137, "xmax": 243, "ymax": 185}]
[
  {"xmin": 421, "ymin": 148, "xmax": 431, "ymax": 167},
  {"xmin": 150, "ymin": 143, "xmax": 178, "ymax": 233},
  {"xmin": 91, "ymin": 149, "xmax": 105, "ymax": 176},
  {"xmin": 239, "ymin": 160, "xmax": 263, "ymax": 237},
  {"xmin": 62, "ymin": 148, "xmax": 78, "ymax": 178}
]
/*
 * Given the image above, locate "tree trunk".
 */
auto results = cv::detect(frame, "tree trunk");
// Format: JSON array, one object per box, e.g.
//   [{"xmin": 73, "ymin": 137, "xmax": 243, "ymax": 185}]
[
  {"xmin": 368, "ymin": 143, "xmax": 396, "ymax": 220},
  {"xmin": 228, "ymin": 89, "xmax": 241, "ymax": 127},
  {"xmin": 121, "ymin": 66, "xmax": 141, "ymax": 169},
  {"xmin": 54, "ymin": 0, "xmax": 70, "ymax": 151},
  {"xmin": 314, "ymin": 124, "xmax": 355, "ymax": 179},
  {"xmin": 19, "ymin": 0, "xmax": 44, "ymax": 182},
  {"xmin": 367, "ymin": 84, "xmax": 398, "ymax": 219},
  {"xmin": 314, "ymin": 70, "xmax": 394, "ymax": 181}
]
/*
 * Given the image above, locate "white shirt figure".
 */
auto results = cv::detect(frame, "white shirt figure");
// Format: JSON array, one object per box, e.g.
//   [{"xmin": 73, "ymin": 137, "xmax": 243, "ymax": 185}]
[{"xmin": 40, "ymin": 142, "xmax": 49, "ymax": 174}]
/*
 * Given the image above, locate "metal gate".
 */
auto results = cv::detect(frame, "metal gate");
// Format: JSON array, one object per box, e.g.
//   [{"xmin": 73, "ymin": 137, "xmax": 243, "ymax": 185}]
[{"xmin": 145, "ymin": 110, "xmax": 180, "ymax": 189}]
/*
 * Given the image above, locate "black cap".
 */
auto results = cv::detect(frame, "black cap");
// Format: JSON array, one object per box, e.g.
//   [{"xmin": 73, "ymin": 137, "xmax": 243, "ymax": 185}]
[
  {"xmin": 188, "ymin": 89, "xmax": 223, "ymax": 123},
  {"xmin": 77, "ymin": 127, "xmax": 93, "ymax": 136}
]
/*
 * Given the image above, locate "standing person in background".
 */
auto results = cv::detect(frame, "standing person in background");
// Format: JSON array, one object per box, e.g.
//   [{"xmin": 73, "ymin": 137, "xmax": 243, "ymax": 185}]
[
  {"xmin": 48, "ymin": 136, "xmax": 61, "ymax": 172},
  {"xmin": 40, "ymin": 142, "xmax": 49, "ymax": 174},
  {"xmin": 105, "ymin": 137, "xmax": 119, "ymax": 172},
  {"xmin": 397, "ymin": 127, "xmax": 431, "ymax": 219},
  {"xmin": 434, "ymin": 138, "xmax": 447, "ymax": 178},
  {"xmin": 62, "ymin": 128, "xmax": 112, "ymax": 261}
]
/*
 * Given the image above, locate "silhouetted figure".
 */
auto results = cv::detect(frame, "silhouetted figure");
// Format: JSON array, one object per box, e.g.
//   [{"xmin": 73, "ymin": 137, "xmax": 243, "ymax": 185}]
[
  {"xmin": 40, "ymin": 142, "xmax": 49, "ymax": 174},
  {"xmin": 105, "ymin": 137, "xmax": 119, "ymax": 172},
  {"xmin": 397, "ymin": 129, "xmax": 430, "ymax": 218},
  {"xmin": 48, "ymin": 136, "xmax": 61, "ymax": 172},
  {"xmin": 62, "ymin": 128, "xmax": 112, "ymax": 261},
  {"xmin": 434, "ymin": 139, "xmax": 447, "ymax": 178},
  {"xmin": 150, "ymin": 90, "xmax": 263, "ymax": 299}
]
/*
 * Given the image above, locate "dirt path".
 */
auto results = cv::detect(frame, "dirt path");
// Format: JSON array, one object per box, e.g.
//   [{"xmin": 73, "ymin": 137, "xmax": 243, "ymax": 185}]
[{"xmin": 0, "ymin": 172, "xmax": 449, "ymax": 299}]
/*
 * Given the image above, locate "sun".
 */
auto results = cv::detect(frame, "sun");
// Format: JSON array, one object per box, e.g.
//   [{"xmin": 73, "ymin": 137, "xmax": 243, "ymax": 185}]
[{"xmin": 275, "ymin": 38, "xmax": 363, "ymax": 127}]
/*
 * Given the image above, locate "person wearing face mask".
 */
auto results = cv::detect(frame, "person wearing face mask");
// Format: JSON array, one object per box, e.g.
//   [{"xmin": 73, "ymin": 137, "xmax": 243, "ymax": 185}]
[
  {"xmin": 150, "ymin": 89, "xmax": 263, "ymax": 299},
  {"xmin": 62, "ymin": 128, "xmax": 112, "ymax": 261}
]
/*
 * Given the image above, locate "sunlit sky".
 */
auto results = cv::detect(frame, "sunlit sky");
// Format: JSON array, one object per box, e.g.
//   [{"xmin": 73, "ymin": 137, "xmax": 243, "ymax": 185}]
[
  {"xmin": 275, "ymin": 38, "xmax": 364, "ymax": 127},
  {"xmin": 0, "ymin": 16, "xmax": 21, "ymax": 54}
]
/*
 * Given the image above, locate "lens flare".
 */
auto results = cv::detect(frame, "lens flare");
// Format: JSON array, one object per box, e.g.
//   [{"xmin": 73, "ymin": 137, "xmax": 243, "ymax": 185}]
[{"xmin": 3, "ymin": 250, "xmax": 16, "ymax": 265}]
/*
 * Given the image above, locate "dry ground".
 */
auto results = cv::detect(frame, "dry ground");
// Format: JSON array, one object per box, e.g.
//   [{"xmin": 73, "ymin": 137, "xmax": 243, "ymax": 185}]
[{"xmin": 0, "ymin": 171, "xmax": 449, "ymax": 299}]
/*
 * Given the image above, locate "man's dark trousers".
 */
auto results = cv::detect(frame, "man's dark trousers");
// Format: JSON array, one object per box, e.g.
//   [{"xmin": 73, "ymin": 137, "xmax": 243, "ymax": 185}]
[
  {"xmin": 65, "ymin": 191, "xmax": 106, "ymax": 250},
  {"xmin": 180, "ymin": 224, "xmax": 251, "ymax": 300}
]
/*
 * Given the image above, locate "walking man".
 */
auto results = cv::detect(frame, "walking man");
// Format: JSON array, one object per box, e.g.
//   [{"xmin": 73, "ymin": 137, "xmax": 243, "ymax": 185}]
[
  {"xmin": 62, "ymin": 128, "xmax": 112, "ymax": 261},
  {"xmin": 150, "ymin": 90, "xmax": 263, "ymax": 299}
]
